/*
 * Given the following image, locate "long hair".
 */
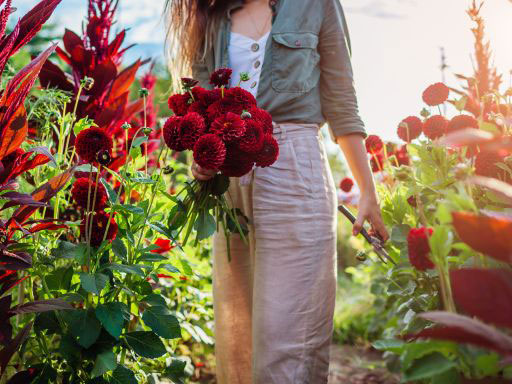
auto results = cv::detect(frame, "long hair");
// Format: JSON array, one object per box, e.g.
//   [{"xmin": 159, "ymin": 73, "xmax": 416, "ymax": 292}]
[{"xmin": 165, "ymin": 0, "xmax": 236, "ymax": 78}]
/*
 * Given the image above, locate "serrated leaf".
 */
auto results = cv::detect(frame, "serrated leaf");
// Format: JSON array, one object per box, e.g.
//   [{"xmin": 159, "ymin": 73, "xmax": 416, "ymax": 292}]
[
  {"xmin": 106, "ymin": 264, "xmax": 146, "ymax": 277},
  {"xmin": 403, "ymin": 352, "xmax": 456, "ymax": 381},
  {"xmin": 124, "ymin": 331, "xmax": 166, "ymax": 358},
  {"xmin": 79, "ymin": 272, "xmax": 109, "ymax": 295},
  {"xmin": 111, "ymin": 238, "xmax": 127, "ymax": 261},
  {"xmin": 65, "ymin": 309, "xmax": 101, "ymax": 348},
  {"xmin": 142, "ymin": 305, "xmax": 181, "ymax": 339},
  {"xmin": 91, "ymin": 350, "xmax": 117, "ymax": 378},
  {"xmin": 95, "ymin": 302, "xmax": 128, "ymax": 339}
]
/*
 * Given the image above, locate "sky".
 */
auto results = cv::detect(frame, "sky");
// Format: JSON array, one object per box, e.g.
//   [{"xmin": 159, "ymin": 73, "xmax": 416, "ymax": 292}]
[{"xmin": 14, "ymin": 0, "xmax": 512, "ymax": 141}]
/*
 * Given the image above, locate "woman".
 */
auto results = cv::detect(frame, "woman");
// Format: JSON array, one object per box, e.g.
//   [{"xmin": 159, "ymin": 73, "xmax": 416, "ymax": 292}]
[{"xmin": 167, "ymin": 1, "xmax": 389, "ymax": 383}]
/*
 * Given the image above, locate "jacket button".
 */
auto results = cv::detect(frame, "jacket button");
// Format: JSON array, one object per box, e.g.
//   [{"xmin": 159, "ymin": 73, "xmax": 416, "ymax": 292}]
[
  {"xmin": 251, "ymin": 43, "xmax": 259, "ymax": 52},
  {"xmin": 250, "ymin": 81, "xmax": 257, "ymax": 88},
  {"xmin": 254, "ymin": 60, "xmax": 261, "ymax": 68},
  {"xmin": 295, "ymin": 40, "xmax": 301, "ymax": 47}
]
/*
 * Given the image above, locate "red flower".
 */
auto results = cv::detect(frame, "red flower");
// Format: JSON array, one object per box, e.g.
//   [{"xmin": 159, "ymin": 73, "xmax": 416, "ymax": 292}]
[
  {"xmin": 210, "ymin": 68, "xmax": 233, "ymax": 87},
  {"xmin": 168, "ymin": 93, "xmax": 190, "ymax": 116},
  {"xmin": 80, "ymin": 211, "xmax": 118, "ymax": 247},
  {"xmin": 163, "ymin": 116, "xmax": 185, "ymax": 151},
  {"xmin": 407, "ymin": 195, "xmax": 417, "ymax": 208},
  {"xmin": 475, "ymin": 150, "xmax": 511, "ymax": 183},
  {"xmin": 447, "ymin": 114, "xmax": 479, "ymax": 133},
  {"xmin": 179, "ymin": 112, "xmax": 206, "ymax": 150},
  {"xmin": 422, "ymin": 82, "xmax": 450, "ymax": 106},
  {"xmin": 407, "ymin": 227, "xmax": 435, "ymax": 271},
  {"xmin": 339, "ymin": 177, "xmax": 354, "ymax": 192},
  {"xmin": 193, "ymin": 134, "xmax": 226, "ymax": 170},
  {"xmin": 151, "ymin": 238, "xmax": 174, "ymax": 254},
  {"xmin": 397, "ymin": 116, "xmax": 423, "ymax": 142},
  {"xmin": 370, "ymin": 152, "xmax": 384, "ymax": 172},
  {"xmin": 255, "ymin": 134, "xmax": 279, "ymax": 168},
  {"xmin": 75, "ymin": 128, "xmax": 113, "ymax": 164},
  {"xmin": 181, "ymin": 77, "xmax": 199, "ymax": 89},
  {"xmin": 238, "ymin": 120, "xmax": 265, "ymax": 154},
  {"xmin": 395, "ymin": 145, "xmax": 410, "ymax": 166},
  {"xmin": 423, "ymin": 115, "xmax": 448, "ymax": 140},
  {"xmin": 210, "ymin": 112, "xmax": 246, "ymax": 142},
  {"xmin": 249, "ymin": 107, "xmax": 273, "ymax": 134},
  {"xmin": 71, "ymin": 178, "xmax": 107, "ymax": 210},
  {"xmin": 365, "ymin": 135, "xmax": 383, "ymax": 154},
  {"xmin": 220, "ymin": 145, "xmax": 255, "ymax": 177},
  {"xmin": 199, "ymin": 88, "xmax": 222, "ymax": 106},
  {"xmin": 207, "ymin": 87, "xmax": 257, "ymax": 121}
]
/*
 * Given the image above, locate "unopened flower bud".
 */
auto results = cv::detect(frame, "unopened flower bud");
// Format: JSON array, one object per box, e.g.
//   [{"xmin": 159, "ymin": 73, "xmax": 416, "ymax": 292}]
[
  {"xmin": 181, "ymin": 77, "xmax": 198, "ymax": 90},
  {"xmin": 142, "ymin": 127, "xmax": 152, "ymax": 135},
  {"xmin": 239, "ymin": 72, "xmax": 250, "ymax": 82},
  {"xmin": 356, "ymin": 251, "xmax": 367, "ymax": 262},
  {"xmin": 96, "ymin": 150, "xmax": 112, "ymax": 166},
  {"xmin": 420, "ymin": 108, "xmax": 431, "ymax": 118},
  {"xmin": 139, "ymin": 88, "xmax": 149, "ymax": 98},
  {"xmin": 81, "ymin": 76, "xmax": 94, "ymax": 90},
  {"xmin": 122, "ymin": 122, "xmax": 132, "ymax": 130},
  {"xmin": 241, "ymin": 110, "xmax": 252, "ymax": 119},
  {"xmin": 163, "ymin": 166, "xmax": 174, "ymax": 175}
]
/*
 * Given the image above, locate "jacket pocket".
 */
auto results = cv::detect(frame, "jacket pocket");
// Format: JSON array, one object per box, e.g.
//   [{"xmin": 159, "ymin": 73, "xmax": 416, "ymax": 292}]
[{"xmin": 271, "ymin": 32, "xmax": 320, "ymax": 93}]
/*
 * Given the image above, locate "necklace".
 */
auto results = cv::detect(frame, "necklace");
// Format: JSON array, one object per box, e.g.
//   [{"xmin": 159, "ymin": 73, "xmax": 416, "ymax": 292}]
[{"xmin": 244, "ymin": 3, "xmax": 272, "ymax": 39}]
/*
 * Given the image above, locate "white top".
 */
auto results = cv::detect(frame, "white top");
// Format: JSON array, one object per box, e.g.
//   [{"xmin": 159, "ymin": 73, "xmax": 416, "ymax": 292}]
[{"xmin": 228, "ymin": 31, "xmax": 270, "ymax": 98}]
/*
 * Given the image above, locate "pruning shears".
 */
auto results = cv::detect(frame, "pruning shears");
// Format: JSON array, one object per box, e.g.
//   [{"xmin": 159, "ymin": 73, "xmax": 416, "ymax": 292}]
[{"xmin": 338, "ymin": 205, "xmax": 396, "ymax": 265}]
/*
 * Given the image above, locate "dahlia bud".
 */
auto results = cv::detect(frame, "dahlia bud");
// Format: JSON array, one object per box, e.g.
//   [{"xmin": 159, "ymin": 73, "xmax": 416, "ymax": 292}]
[
  {"xmin": 241, "ymin": 110, "xmax": 252, "ymax": 119},
  {"xmin": 420, "ymin": 108, "xmax": 431, "ymax": 118},
  {"xmin": 142, "ymin": 127, "xmax": 152, "ymax": 135},
  {"xmin": 163, "ymin": 166, "xmax": 174, "ymax": 175},
  {"xmin": 81, "ymin": 76, "xmax": 94, "ymax": 90},
  {"xmin": 96, "ymin": 149, "xmax": 112, "ymax": 166},
  {"xmin": 356, "ymin": 251, "xmax": 367, "ymax": 262},
  {"xmin": 454, "ymin": 163, "xmax": 470, "ymax": 180},
  {"xmin": 181, "ymin": 77, "xmax": 199, "ymax": 90},
  {"xmin": 139, "ymin": 88, "xmax": 149, "ymax": 98},
  {"xmin": 239, "ymin": 72, "xmax": 250, "ymax": 82},
  {"xmin": 122, "ymin": 122, "xmax": 132, "ymax": 130}
]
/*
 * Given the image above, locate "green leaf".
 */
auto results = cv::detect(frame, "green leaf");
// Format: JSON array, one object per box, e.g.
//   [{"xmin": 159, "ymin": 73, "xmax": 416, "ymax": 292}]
[
  {"xmin": 95, "ymin": 303, "xmax": 128, "ymax": 339},
  {"xmin": 111, "ymin": 238, "xmax": 127, "ymax": 261},
  {"xmin": 100, "ymin": 178, "xmax": 118, "ymax": 204},
  {"xmin": 390, "ymin": 224, "xmax": 410, "ymax": 245},
  {"xmin": 124, "ymin": 331, "xmax": 166, "ymax": 358},
  {"xmin": 211, "ymin": 174, "xmax": 230, "ymax": 196},
  {"xmin": 129, "ymin": 146, "xmax": 141, "ymax": 159},
  {"xmin": 74, "ymin": 117, "xmax": 97, "ymax": 135},
  {"xmin": 51, "ymin": 241, "xmax": 87, "ymax": 263},
  {"xmin": 431, "ymin": 368, "xmax": 459, "ymax": 384},
  {"xmin": 179, "ymin": 258, "xmax": 193, "ymax": 276},
  {"xmin": 114, "ymin": 204, "xmax": 144, "ymax": 216},
  {"xmin": 74, "ymin": 164, "xmax": 99, "ymax": 173},
  {"xmin": 403, "ymin": 352, "xmax": 456, "ymax": 382},
  {"xmin": 142, "ymin": 294, "xmax": 167, "ymax": 307},
  {"xmin": 79, "ymin": 272, "xmax": 109, "ymax": 295},
  {"xmin": 401, "ymin": 341, "xmax": 457, "ymax": 371},
  {"xmin": 142, "ymin": 306, "xmax": 181, "ymax": 339},
  {"xmin": 106, "ymin": 264, "xmax": 146, "ymax": 278},
  {"xmin": 91, "ymin": 350, "xmax": 117, "ymax": 378},
  {"xmin": 130, "ymin": 177, "xmax": 156, "ymax": 184},
  {"xmin": 194, "ymin": 210, "xmax": 216, "ymax": 240},
  {"xmin": 163, "ymin": 359, "xmax": 187, "ymax": 382},
  {"xmin": 110, "ymin": 365, "xmax": 137, "ymax": 384},
  {"xmin": 372, "ymin": 339, "xmax": 405, "ymax": 353},
  {"xmin": 64, "ymin": 309, "xmax": 101, "ymax": 348},
  {"xmin": 45, "ymin": 267, "xmax": 73, "ymax": 291},
  {"xmin": 429, "ymin": 225, "xmax": 453, "ymax": 260},
  {"xmin": 131, "ymin": 136, "xmax": 148, "ymax": 148}
]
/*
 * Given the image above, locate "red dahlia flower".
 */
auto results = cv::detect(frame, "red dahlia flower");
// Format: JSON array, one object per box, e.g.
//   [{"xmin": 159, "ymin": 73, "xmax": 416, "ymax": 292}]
[
  {"xmin": 80, "ymin": 211, "xmax": 118, "ymax": 247},
  {"xmin": 207, "ymin": 87, "xmax": 257, "ymax": 121},
  {"xmin": 75, "ymin": 128, "xmax": 113, "ymax": 163},
  {"xmin": 168, "ymin": 93, "xmax": 190, "ymax": 116},
  {"xmin": 181, "ymin": 77, "xmax": 199, "ymax": 89},
  {"xmin": 407, "ymin": 227, "xmax": 435, "ymax": 271},
  {"xmin": 475, "ymin": 150, "xmax": 511, "ymax": 183},
  {"xmin": 151, "ymin": 238, "xmax": 174, "ymax": 254},
  {"xmin": 163, "ymin": 116, "xmax": 185, "ymax": 151},
  {"xmin": 180, "ymin": 112, "xmax": 206, "ymax": 150},
  {"xmin": 423, "ymin": 115, "xmax": 448, "ymax": 140},
  {"xmin": 365, "ymin": 135, "xmax": 383, "ymax": 154},
  {"xmin": 210, "ymin": 68, "xmax": 233, "ymax": 87},
  {"xmin": 395, "ymin": 145, "xmax": 410, "ymax": 166},
  {"xmin": 249, "ymin": 107, "xmax": 273, "ymax": 134},
  {"xmin": 238, "ymin": 120, "xmax": 265, "ymax": 153},
  {"xmin": 210, "ymin": 112, "xmax": 246, "ymax": 142},
  {"xmin": 422, "ymin": 82, "xmax": 450, "ymax": 106},
  {"xmin": 255, "ymin": 134, "xmax": 279, "ymax": 168},
  {"xmin": 447, "ymin": 114, "xmax": 479, "ymax": 133},
  {"xmin": 220, "ymin": 146, "xmax": 255, "ymax": 177},
  {"xmin": 397, "ymin": 116, "xmax": 423, "ymax": 142},
  {"xmin": 339, "ymin": 177, "xmax": 354, "ymax": 192},
  {"xmin": 193, "ymin": 134, "xmax": 226, "ymax": 170},
  {"xmin": 71, "ymin": 177, "xmax": 107, "ymax": 210}
]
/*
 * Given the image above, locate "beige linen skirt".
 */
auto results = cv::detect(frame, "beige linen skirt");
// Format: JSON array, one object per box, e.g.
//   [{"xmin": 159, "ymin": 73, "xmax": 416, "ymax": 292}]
[{"xmin": 212, "ymin": 122, "xmax": 338, "ymax": 384}]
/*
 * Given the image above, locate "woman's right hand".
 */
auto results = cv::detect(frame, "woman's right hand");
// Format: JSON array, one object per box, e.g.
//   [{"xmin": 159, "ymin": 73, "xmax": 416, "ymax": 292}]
[{"xmin": 191, "ymin": 160, "xmax": 217, "ymax": 181}]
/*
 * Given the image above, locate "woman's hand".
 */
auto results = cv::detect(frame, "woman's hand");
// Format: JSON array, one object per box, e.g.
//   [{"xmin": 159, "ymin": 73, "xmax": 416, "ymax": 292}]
[
  {"xmin": 353, "ymin": 193, "xmax": 389, "ymax": 242},
  {"xmin": 191, "ymin": 160, "xmax": 217, "ymax": 181}
]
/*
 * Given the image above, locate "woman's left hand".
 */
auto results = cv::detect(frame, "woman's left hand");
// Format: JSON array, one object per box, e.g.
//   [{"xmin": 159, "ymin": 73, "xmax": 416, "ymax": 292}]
[{"xmin": 353, "ymin": 193, "xmax": 389, "ymax": 242}]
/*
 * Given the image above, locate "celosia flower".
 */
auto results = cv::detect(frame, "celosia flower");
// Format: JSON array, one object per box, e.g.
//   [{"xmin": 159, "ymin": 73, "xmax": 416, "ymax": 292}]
[
  {"xmin": 238, "ymin": 120, "xmax": 265, "ymax": 154},
  {"xmin": 339, "ymin": 177, "xmax": 354, "ymax": 192},
  {"xmin": 193, "ymin": 134, "xmax": 226, "ymax": 170},
  {"xmin": 397, "ymin": 116, "xmax": 423, "ymax": 142},
  {"xmin": 423, "ymin": 115, "xmax": 448, "ymax": 140},
  {"xmin": 447, "ymin": 114, "xmax": 479, "ymax": 133},
  {"xmin": 75, "ymin": 128, "xmax": 113, "ymax": 163},
  {"xmin": 210, "ymin": 112, "xmax": 246, "ymax": 142},
  {"xmin": 255, "ymin": 134, "xmax": 279, "ymax": 167},
  {"xmin": 71, "ymin": 177, "xmax": 107, "ymax": 210},
  {"xmin": 475, "ymin": 150, "xmax": 511, "ymax": 183},
  {"xmin": 407, "ymin": 227, "xmax": 435, "ymax": 271},
  {"xmin": 210, "ymin": 68, "xmax": 233, "ymax": 87},
  {"xmin": 422, "ymin": 82, "xmax": 450, "ymax": 106},
  {"xmin": 80, "ymin": 211, "xmax": 118, "ymax": 247},
  {"xmin": 168, "ymin": 93, "xmax": 190, "ymax": 116},
  {"xmin": 365, "ymin": 135, "xmax": 383, "ymax": 154}
]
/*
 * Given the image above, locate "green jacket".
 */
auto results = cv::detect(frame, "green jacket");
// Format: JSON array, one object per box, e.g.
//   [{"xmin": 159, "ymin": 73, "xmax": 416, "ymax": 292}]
[{"xmin": 191, "ymin": 0, "xmax": 367, "ymax": 140}]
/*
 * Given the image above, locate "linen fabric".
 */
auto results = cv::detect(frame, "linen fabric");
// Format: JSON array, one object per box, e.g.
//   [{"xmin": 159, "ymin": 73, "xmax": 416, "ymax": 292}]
[
  {"xmin": 212, "ymin": 122, "xmax": 338, "ymax": 384},
  {"xmin": 192, "ymin": 0, "xmax": 367, "ymax": 140}
]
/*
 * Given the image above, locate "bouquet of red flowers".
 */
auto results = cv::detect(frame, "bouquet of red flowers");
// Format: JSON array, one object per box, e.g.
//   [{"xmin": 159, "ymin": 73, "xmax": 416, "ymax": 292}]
[{"xmin": 163, "ymin": 68, "xmax": 279, "ymax": 257}]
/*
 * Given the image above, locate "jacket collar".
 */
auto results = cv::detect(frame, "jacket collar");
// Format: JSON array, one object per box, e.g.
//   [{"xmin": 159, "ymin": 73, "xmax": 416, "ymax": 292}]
[{"xmin": 226, "ymin": 0, "xmax": 282, "ymax": 20}]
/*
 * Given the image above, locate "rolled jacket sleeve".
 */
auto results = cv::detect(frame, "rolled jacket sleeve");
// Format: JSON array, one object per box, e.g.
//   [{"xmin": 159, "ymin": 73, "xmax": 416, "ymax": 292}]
[{"xmin": 319, "ymin": 0, "xmax": 367, "ymax": 140}]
